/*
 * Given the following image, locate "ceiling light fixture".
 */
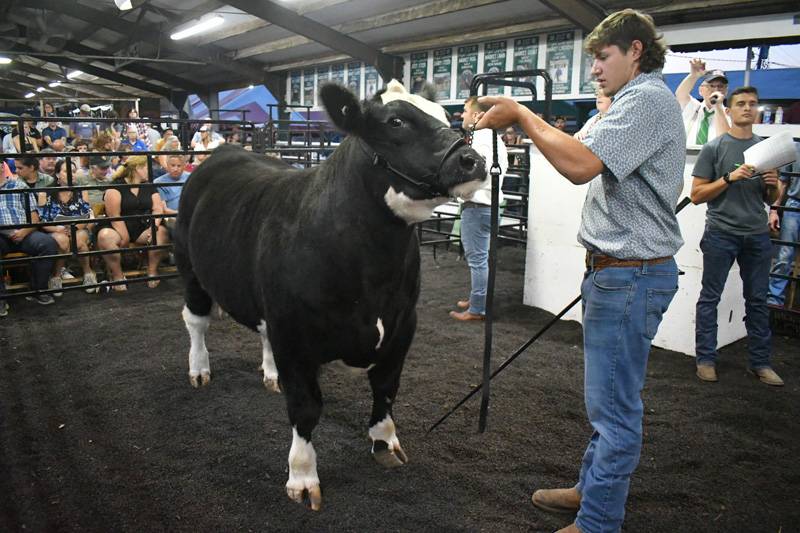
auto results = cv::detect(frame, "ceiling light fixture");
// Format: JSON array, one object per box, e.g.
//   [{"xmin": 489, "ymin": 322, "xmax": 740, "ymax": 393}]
[
  {"xmin": 25, "ymin": 91, "xmax": 36, "ymax": 98},
  {"xmin": 66, "ymin": 70, "xmax": 83, "ymax": 79},
  {"xmin": 0, "ymin": 56, "xmax": 11, "ymax": 64},
  {"xmin": 115, "ymin": 0, "xmax": 133, "ymax": 9},
  {"xmin": 36, "ymin": 86, "xmax": 45, "ymax": 92},
  {"xmin": 170, "ymin": 15, "xmax": 224, "ymax": 40},
  {"xmin": 49, "ymin": 81, "xmax": 62, "ymax": 87}
]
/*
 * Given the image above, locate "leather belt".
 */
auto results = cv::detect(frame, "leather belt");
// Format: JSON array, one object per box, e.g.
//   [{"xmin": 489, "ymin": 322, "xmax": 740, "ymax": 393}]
[{"xmin": 586, "ymin": 251, "xmax": 673, "ymax": 271}]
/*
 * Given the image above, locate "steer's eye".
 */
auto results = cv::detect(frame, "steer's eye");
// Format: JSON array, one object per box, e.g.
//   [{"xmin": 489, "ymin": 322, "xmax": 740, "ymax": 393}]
[{"xmin": 388, "ymin": 117, "xmax": 404, "ymax": 128}]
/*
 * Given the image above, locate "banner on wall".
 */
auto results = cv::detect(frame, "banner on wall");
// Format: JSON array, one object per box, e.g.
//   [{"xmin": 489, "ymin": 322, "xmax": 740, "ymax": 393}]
[
  {"xmin": 365, "ymin": 66, "xmax": 379, "ymax": 99},
  {"xmin": 290, "ymin": 71, "xmax": 301, "ymax": 105},
  {"xmin": 456, "ymin": 44, "xmax": 479, "ymax": 99},
  {"xmin": 483, "ymin": 41, "xmax": 507, "ymax": 96},
  {"xmin": 303, "ymin": 68, "xmax": 315, "ymax": 106},
  {"xmin": 330, "ymin": 63, "xmax": 345, "ymax": 87},
  {"xmin": 347, "ymin": 62, "xmax": 361, "ymax": 97},
  {"xmin": 512, "ymin": 36, "xmax": 538, "ymax": 97},
  {"xmin": 579, "ymin": 45, "xmax": 595, "ymax": 94},
  {"xmin": 410, "ymin": 52, "xmax": 428, "ymax": 94},
  {"xmin": 433, "ymin": 47, "xmax": 452, "ymax": 101},
  {"xmin": 316, "ymin": 66, "xmax": 330, "ymax": 96},
  {"xmin": 546, "ymin": 31, "xmax": 574, "ymax": 95}
]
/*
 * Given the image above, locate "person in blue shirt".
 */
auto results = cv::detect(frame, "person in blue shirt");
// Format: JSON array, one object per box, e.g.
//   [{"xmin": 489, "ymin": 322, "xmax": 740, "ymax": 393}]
[
  {"xmin": 120, "ymin": 126, "xmax": 148, "ymax": 152},
  {"xmin": 154, "ymin": 155, "xmax": 190, "ymax": 214},
  {"xmin": 41, "ymin": 120, "xmax": 68, "ymax": 149}
]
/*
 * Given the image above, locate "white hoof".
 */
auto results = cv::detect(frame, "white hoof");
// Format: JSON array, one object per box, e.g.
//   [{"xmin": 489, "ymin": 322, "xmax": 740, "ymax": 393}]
[
  {"xmin": 263, "ymin": 377, "xmax": 281, "ymax": 393},
  {"xmin": 189, "ymin": 371, "xmax": 211, "ymax": 388},
  {"xmin": 372, "ymin": 440, "xmax": 408, "ymax": 468},
  {"xmin": 286, "ymin": 482, "xmax": 322, "ymax": 511}
]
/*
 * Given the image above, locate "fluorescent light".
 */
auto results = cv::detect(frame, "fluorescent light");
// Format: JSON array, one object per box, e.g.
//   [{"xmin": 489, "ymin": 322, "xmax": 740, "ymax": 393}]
[
  {"xmin": 25, "ymin": 92, "xmax": 36, "ymax": 98},
  {"xmin": 49, "ymin": 81, "xmax": 61, "ymax": 87},
  {"xmin": 115, "ymin": 0, "xmax": 133, "ymax": 9},
  {"xmin": 0, "ymin": 56, "xmax": 11, "ymax": 64},
  {"xmin": 170, "ymin": 15, "xmax": 224, "ymax": 40},
  {"xmin": 36, "ymin": 86, "xmax": 45, "ymax": 92},
  {"xmin": 248, "ymin": 84, "xmax": 254, "ymax": 89},
  {"xmin": 66, "ymin": 70, "xmax": 83, "ymax": 79}
]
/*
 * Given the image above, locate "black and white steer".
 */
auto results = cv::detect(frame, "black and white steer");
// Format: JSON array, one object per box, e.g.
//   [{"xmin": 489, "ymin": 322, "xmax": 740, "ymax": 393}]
[{"xmin": 174, "ymin": 81, "xmax": 485, "ymax": 510}]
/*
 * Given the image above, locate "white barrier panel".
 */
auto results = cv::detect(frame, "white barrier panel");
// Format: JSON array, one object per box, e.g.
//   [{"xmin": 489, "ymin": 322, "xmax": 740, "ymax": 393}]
[{"xmin": 523, "ymin": 147, "xmax": 747, "ymax": 356}]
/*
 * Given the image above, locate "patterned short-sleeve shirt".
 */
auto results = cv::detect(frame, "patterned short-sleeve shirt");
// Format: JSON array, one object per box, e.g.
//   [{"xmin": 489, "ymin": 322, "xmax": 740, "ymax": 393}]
[{"xmin": 581, "ymin": 71, "xmax": 686, "ymax": 259}]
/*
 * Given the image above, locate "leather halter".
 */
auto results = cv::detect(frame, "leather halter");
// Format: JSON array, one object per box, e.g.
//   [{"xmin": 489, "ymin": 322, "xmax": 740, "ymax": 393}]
[{"xmin": 358, "ymin": 134, "xmax": 467, "ymax": 199}]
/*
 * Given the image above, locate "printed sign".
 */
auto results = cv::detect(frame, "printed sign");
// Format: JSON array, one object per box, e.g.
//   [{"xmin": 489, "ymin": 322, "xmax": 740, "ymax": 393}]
[
  {"xmin": 347, "ymin": 62, "xmax": 361, "ymax": 97},
  {"xmin": 303, "ymin": 68, "xmax": 315, "ymax": 106},
  {"xmin": 410, "ymin": 52, "xmax": 428, "ymax": 94},
  {"xmin": 579, "ymin": 43, "xmax": 596, "ymax": 94},
  {"xmin": 290, "ymin": 71, "xmax": 301, "ymax": 105},
  {"xmin": 316, "ymin": 66, "xmax": 330, "ymax": 95},
  {"xmin": 330, "ymin": 63, "xmax": 345, "ymax": 87},
  {"xmin": 456, "ymin": 44, "xmax": 479, "ymax": 99},
  {"xmin": 365, "ymin": 65, "xmax": 379, "ymax": 99},
  {"xmin": 546, "ymin": 31, "xmax": 574, "ymax": 95},
  {"xmin": 512, "ymin": 36, "xmax": 538, "ymax": 97},
  {"xmin": 433, "ymin": 47, "xmax": 453, "ymax": 101},
  {"xmin": 483, "ymin": 41, "xmax": 507, "ymax": 96}
]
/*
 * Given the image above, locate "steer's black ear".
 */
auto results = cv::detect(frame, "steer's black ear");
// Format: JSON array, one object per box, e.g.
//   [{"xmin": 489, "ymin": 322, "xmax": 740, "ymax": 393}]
[{"xmin": 321, "ymin": 83, "xmax": 363, "ymax": 135}]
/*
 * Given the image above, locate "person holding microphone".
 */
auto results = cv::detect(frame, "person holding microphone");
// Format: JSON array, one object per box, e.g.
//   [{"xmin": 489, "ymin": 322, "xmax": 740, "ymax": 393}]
[{"xmin": 675, "ymin": 59, "xmax": 730, "ymax": 146}]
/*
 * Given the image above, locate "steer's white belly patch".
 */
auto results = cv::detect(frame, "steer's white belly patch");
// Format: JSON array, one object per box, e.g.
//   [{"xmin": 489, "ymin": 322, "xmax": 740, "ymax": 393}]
[
  {"xmin": 375, "ymin": 318, "xmax": 385, "ymax": 350},
  {"xmin": 384, "ymin": 186, "xmax": 448, "ymax": 224}
]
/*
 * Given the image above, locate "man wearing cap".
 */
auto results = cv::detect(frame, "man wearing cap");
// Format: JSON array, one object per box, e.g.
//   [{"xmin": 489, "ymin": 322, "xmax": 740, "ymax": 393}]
[
  {"xmin": 72, "ymin": 104, "xmax": 98, "ymax": 141},
  {"xmin": 676, "ymin": 59, "xmax": 730, "ymax": 146},
  {"xmin": 78, "ymin": 155, "xmax": 113, "ymax": 210}
]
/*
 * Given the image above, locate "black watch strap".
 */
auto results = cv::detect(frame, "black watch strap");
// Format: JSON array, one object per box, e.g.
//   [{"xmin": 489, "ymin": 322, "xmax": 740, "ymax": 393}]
[{"xmin": 722, "ymin": 172, "xmax": 731, "ymax": 184}]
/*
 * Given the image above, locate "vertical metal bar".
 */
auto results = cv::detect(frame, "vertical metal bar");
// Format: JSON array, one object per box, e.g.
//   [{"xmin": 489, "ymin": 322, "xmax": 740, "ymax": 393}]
[{"xmin": 744, "ymin": 47, "xmax": 753, "ymax": 87}]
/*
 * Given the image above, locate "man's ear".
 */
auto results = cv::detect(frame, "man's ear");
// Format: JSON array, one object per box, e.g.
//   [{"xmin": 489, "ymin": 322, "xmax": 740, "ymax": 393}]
[{"xmin": 320, "ymin": 83, "xmax": 363, "ymax": 135}]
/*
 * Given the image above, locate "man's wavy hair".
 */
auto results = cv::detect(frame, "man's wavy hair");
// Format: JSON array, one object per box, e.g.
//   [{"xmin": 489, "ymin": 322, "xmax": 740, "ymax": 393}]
[{"xmin": 584, "ymin": 9, "xmax": 667, "ymax": 73}]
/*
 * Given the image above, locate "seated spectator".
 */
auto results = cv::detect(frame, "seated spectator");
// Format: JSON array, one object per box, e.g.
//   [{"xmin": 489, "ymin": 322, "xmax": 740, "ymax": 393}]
[
  {"xmin": 40, "ymin": 159, "xmax": 98, "ymax": 294},
  {"xmin": 145, "ymin": 123, "xmax": 161, "ymax": 150},
  {"xmin": 99, "ymin": 109, "xmax": 124, "ymax": 146},
  {"xmin": 96, "ymin": 155, "xmax": 169, "ymax": 290},
  {"xmin": 156, "ymin": 135, "xmax": 181, "ymax": 170},
  {"xmin": 501, "ymin": 126, "xmax": 523, "ymax": 167},
  {"xmin": 93, "ymin": 131, "xmax": 116, "ymax": 154},
  {"xmin": 154, "ymin": 128, "xmax": 174, "ymax": 151},
  {"xmin": 15, "ymin": 156, "xmax": 54, "ymax": 207},
  {"xmin": 38, "ymin": 148, "xmax": 58, "ymax": 178},
  {"xmin": 193, "ymin": 126, "xmax": 221, "ymax": 165},
  {"xmin": 190, "ymin": 125, "xmax": 224, "ymax": 149},
  {"xmin": 78, "ymin": 156, "xmax": 113, "ymax": 213},
  {"xmin": 41, "ymin": 120, "xmax": 68, "ymax": 149},
  {"xmin": 1, "ymin": 172, "xmax": 59, "ymax": 309},
  {"xmin": 53, "ymin": 155, "xmax": 89, "ymax": 202},
  {"xmin": 154, "ymin": 155, "xmax": 189, "ymax": 215},
  {"xmin": 2, "ymin": 128, "xmax": 16, "ymax": 154},
  {"xmin": 120, "ymin": 126, "xmax": 148, "ymax": 152},
  {"xmin": 72, "ymin": 104, "xmax": 98, "ymax": 141},
  {"xmin": 553, "ymin": 115, "xmax": 567, "ymax": 131},
  {"xmin": 127, "ymin": 108, "xmax": 152, "ymax": 150},
  {"xmin": 72, "ymin": 139, "xmax": 91, "ymax": 179},
  {"xmin": 11, "ymin": 113, "xmax": 42, "ymax": 153}
]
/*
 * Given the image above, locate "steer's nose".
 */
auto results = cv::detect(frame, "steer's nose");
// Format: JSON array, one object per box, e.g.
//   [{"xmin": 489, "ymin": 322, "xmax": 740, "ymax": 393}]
[{"xmin": 459, "ymin": 153, "xmax": 477, "ymax": 172}]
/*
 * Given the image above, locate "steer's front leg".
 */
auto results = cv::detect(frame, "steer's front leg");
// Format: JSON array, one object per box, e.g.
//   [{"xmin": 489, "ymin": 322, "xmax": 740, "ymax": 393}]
[
  {"xmin": 281, "ymin": 362, "xmax": 323, "ymax": 511},
  {"xmin": 182, "ymin": 305, "xmax": 211, "ymax": 387},
  {"xmin": 367, "ymin": 336, "xmax": 410, "ymax": 468}
]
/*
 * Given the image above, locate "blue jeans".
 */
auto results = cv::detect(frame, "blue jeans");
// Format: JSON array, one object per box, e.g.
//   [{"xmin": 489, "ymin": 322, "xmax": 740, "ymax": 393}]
[
  {"xmin": 767, "ymin": 198, "xmax": 800, "ymax": 306},
  {"xmin": 460, "ymin": 205, "xmax": 492, "ymax": 315},
  {"xmin": 576, "ymin": 258, "xmax": 678, "ymax": 533},
  {"xmin": 0, "ymin": 231, "xmax": 58, "ymax": 295},
  {"xmin": 695, "ymin": 228, "xmax": 772, "ymax": 369}
]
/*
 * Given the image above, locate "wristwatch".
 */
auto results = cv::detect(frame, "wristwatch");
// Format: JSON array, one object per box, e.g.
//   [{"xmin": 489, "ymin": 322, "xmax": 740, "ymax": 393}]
[{"xmin": 722, "ymin": 172, "xmax": 731, "ymax": 184}]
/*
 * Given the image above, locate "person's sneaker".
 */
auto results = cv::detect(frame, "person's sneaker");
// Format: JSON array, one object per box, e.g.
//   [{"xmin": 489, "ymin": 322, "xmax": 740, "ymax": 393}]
[
  {"xmin": 83, "ymin": 272, "xmax": 99, "ymax": 294},
  {"xmin": 748, "ymin": 367, "xmax": 784, "ymax": 387},
  {"xmin": 59, "ymin": 267, "xmax": 75, "ymax": 280},
  {"xmin": 531, "ymin": 487, "xmax": 581, "ymax": 514},
  {"xmin": 48, "ymin": 276, "xmax": 63, "ymax": 297},
  {"xmin": 0, "ymin": 300, "xmax": 8, "ymax": 317},
  {"xmin": 26, "ymin": 294, "xmax": 55, "ymax": 306},
  {"xmin": 696, "ymin": 365, "xmax": 718, "ymax": 382}
]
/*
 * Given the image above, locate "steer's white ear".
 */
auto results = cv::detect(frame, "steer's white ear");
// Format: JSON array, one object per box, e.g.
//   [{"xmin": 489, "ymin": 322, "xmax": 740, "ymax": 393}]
[{"xmin": 321, "ymin": 83, "xmax": 362, "ymax": 134}]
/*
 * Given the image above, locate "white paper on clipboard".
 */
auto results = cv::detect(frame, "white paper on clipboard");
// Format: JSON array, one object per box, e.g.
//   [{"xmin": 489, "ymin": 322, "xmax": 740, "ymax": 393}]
[{"xmin": 743, "ymin": 131, "xmax": 798, "ymax": 172}]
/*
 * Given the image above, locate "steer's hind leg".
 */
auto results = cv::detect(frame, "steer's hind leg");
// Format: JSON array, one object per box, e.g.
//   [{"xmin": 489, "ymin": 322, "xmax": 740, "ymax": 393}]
[
  {"xmin": 257, "ymin": 320, "xmax": 281, "ymax": 393},
  {"xmin": 280, "ymin": 360, "xmax": 323, "ymax": 511},
  {"xmin": 367, "ymin": 332, "xmax": 411, "ymax": 468},
  {"xmin": 182, "ymin": 274, "xmax": 213, "ymax": 388}
]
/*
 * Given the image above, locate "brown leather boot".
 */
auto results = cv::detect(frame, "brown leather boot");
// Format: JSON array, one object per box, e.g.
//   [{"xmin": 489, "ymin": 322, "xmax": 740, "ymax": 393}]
[
  {"xmin": 449, "ymin": 310, "xmax": 484, "ymax": 321},
  {"xmin": 555, "ymin": 523, "xmax": 582, "ymax": 533},
  {"xmin": 531, "ymin": 487, "xmax": 581, "ymax": 514},
  {"xmin": 456, "ymin": 299, "xmax": 470, "ymax": 310}
]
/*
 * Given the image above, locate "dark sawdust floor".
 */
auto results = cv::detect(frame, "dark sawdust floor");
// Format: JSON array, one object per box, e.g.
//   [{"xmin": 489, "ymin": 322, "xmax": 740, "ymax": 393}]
[{"xmin": 0, "ymin": 245, "xmax": 797, "ymax": 533}]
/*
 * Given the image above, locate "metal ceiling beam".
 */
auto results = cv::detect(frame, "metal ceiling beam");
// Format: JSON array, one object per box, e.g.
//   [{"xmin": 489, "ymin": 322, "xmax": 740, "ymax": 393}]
[
  {"xmin": 15, "ymin": 46, "xmax": 171, "ymax": 98},
  {"xmin": 9, "ymin": 59, "xmax": 135, "ymax": 99},
  {"xmin": 538, "ymin": 0, "xmax": 606, "ymax": 33},
  {"xmin": 235, "ymin": 0, "xmax": 502, "ymax": 59},
  {"xmin": 19, "ymin": 0, "xmax": 268, "ymax": 83},
  {"xmin": 0, "ymin": 73, "xmax": 75, "ymax": 99},
  {"xmin": 224, "ymin": 0, "xmax": 404, "ymax": 82}
]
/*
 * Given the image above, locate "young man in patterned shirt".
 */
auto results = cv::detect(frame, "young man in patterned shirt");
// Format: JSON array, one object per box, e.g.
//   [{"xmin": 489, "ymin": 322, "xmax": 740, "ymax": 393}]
[{"xmin": 475, "ymin": 9, "xmax": 684, "ymax": 533}]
